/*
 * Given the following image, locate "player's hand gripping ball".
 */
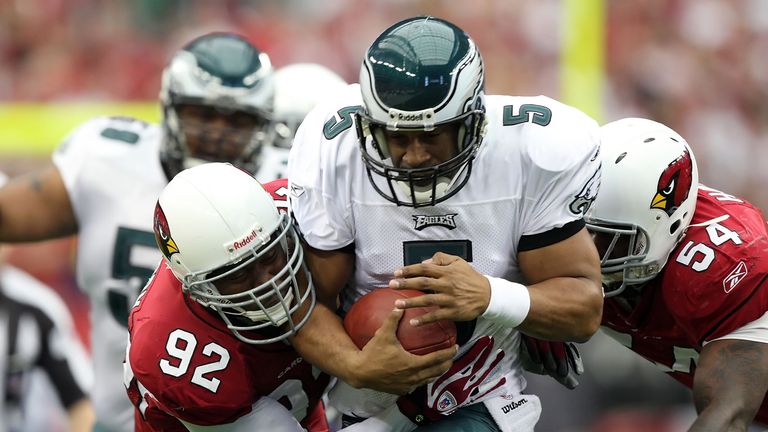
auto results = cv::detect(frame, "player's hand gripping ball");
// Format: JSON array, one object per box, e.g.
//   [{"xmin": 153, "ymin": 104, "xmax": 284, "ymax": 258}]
[{"xmin": 343, "ymin": 288, "xmax": 457, "ymax": 355}]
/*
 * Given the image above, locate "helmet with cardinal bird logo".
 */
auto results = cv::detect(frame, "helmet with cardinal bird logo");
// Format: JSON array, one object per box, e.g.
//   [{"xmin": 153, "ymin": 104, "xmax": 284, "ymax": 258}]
[{"xmin": 584, "ymin": 118, "xmax": 698, "ymax": 297}]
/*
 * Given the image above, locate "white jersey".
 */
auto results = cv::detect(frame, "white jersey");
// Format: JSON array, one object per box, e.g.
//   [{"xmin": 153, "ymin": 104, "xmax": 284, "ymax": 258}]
[
  {"xmin": 52, "ymin": 116, "xmax": 290, "ymax": 432},
  {"xmin": 288, "ymin": 86, "xmax": 601, "ymax": 419}
]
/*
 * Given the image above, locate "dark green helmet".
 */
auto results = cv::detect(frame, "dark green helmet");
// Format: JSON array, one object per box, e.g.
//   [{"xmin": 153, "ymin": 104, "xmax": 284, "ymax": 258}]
[
  {"xmin": 357, "ymin": 16, "xmax": 485, "ymax": 207},
  {"xmin": 159, "ymin": 32, "xmax": 275, "ymax": 178}
]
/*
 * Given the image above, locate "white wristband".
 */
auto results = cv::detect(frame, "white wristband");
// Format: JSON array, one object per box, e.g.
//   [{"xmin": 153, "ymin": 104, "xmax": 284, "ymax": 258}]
[{"xmin": 481, "ymin": 276, "xmax": 530, "ymax": 328}]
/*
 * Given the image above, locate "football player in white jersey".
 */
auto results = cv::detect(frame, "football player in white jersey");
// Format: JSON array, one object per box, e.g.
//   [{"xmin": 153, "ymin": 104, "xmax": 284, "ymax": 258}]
[
  {"xmin": 0, "ymin": 33, "xmax": 343, "ymax": 432},
  {"xmin": 287, "ymin": 16, "xmax": 604, "ymax": 431}
]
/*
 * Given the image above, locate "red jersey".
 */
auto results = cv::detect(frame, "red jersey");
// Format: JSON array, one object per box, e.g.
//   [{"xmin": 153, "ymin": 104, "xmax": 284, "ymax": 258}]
[
  {"xmin": 124, "ymin": 179, "xmax": 330, "ymax": 430},
  {"xmin": 602, "ymin": 185, "xmax": 768, "ymax": 424}
]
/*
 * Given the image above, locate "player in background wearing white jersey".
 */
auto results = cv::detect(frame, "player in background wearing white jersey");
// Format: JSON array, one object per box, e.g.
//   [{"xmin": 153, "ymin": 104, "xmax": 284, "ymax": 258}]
[
  {"xmin": 287, "ymin": 16, "xmax": 604, "ymax": 431},
  {"xmin": 0, "ymin": 32, "xmax": 347, "ymax": 431},
  {"xmin": 0, "ymin": 171, "xmax": 94, "ymax": 432}
]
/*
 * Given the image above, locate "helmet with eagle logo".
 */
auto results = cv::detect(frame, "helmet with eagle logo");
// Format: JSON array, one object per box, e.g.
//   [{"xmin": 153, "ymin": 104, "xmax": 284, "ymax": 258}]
[
  {"xmin": 159, "ymin": 33, "xmax": 275, "ymax": 179},
  {"xmin": 356, "ymin": 16, "xmax": 486, "ymax": 207}
]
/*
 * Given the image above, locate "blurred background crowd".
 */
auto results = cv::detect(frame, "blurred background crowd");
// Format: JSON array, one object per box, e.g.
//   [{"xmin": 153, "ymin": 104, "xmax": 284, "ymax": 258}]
[
  {"xmin": 0, "ymin": 0, "xmax": 766, "ymax": 431},
  {"xmin": 3, "ymin": 0, "xmax": 768, "ymax": 202}
]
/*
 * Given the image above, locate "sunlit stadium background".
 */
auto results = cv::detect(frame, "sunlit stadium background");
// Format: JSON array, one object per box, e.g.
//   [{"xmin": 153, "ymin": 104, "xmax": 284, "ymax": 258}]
[{"xmin": 2, "ymin": 1, "xmax": 766, "ymax": 431}]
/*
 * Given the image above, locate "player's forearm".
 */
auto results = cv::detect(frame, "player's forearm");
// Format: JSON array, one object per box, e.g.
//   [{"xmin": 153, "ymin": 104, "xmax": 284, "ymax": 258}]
[
  {"xmin": 289, "ymin": 303, "xmax": 366, "ymax": 387},
  {"xmin": 517, "ymin": 276, "xmax": 602, "ymax": 342},
  {"xmin": 301, "ymin": 243, "xmax": 354, "ymax": 309},
  {"xmin": 509, "ymin": 228, "xmax": 602, "ymax": 342},
  {"xmin": 690, "ymin": 339, "xmax": 768, "ymax": 431}
]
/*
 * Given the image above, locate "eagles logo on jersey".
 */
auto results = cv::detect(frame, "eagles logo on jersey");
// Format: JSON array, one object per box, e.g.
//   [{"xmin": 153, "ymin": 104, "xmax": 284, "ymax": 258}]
[
  {"xmin": 153, "ymin": 203, "xmax": 178, "ymax": 259},
  {"xmin": 651, "ymin": 149, "xmax": 693, "ymax": 216},
  {"xmin": 569, "ymin": 167, "xmax": 600, "ymax": 216}
]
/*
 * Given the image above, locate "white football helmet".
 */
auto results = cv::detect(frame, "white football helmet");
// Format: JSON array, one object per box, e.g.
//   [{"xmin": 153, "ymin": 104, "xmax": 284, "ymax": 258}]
[
  {"xmin": 153, "ymin": 162, "xmax": 314, "ymax": 344},
  {"xmin": 269, "ymin": 63, "xmax": 348, "ymax": 148},
  {"xmin": 585, "ymin": 118, "xmax": 699, "ymax": 297},
  {"xmin": 356, "ymin": 16, "xmax": 486, "ymax": 207},
  {"xmin": 159, "ymin": 32, "xmax": 275, "ymax": 178}
]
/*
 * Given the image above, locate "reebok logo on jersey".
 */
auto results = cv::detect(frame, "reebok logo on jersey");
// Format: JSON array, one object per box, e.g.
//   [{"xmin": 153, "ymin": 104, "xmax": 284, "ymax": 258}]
[
  {"xmin": 723, "ymin": 261, "xmax": 748, "ymax": 293},
  {"xmin": 290, "ymin": 183, "xmax": 305, "ymax": 198},
  {"xmin": 412, "ymin": 214, "xmax": 458, "ymax": 231}
]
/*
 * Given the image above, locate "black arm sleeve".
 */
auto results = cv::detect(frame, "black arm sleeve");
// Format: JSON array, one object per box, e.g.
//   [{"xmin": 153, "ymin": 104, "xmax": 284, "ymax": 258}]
[{"xmin": 518, "ymin": 219, "xmax": 585, "ymax": 252}]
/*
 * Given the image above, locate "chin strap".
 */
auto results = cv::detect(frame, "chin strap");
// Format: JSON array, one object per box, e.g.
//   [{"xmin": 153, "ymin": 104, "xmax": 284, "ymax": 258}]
[
  {"xmin": 396, "ymin": 176, "xmax": 451, "ymax": 204},
  {"xmin": 396, "ymin": 162, "xmax": 470, "ymax": 205}
]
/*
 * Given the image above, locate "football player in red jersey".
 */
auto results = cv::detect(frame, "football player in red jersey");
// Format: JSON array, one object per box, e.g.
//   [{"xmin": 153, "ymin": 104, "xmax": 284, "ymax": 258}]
[
  {"xmin": 125, "ymin": 162, "xmax": 502, "ymax": 432},
  {"xmin": 584, "ymin": 118, "xmax": 768, "ymax": 430},
  {"xmin": 124, "ymin": 163, "xmax": 332, "ymax": 431}
]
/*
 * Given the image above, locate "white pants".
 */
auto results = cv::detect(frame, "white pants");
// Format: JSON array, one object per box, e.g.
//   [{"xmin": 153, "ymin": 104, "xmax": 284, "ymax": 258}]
[{"xmin": 325, "ymin": 380, "xmax": 541, "ymax": 432}]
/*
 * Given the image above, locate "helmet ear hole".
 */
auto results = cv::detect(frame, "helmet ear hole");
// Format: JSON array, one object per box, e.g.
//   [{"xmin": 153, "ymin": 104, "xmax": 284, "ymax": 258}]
[{"xmin": 669, "ymin": 219, "xmax": 681, "ymax": 235}]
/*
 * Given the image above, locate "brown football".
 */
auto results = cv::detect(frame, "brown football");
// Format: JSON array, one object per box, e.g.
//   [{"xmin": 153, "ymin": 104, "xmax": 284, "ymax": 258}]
[{"xmin": 343, "ymin": 288, "xmax": 457, "ymax": 355}]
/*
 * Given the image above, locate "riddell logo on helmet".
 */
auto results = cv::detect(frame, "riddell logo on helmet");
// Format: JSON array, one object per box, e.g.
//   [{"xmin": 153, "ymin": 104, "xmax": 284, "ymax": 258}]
[
  {"xmin": 232, "ymin": 230, "xmax": 259, "ymax": 250},
  {"xmin": 398, "ymin": 112, "xmax": 424, "ymax": 122}
]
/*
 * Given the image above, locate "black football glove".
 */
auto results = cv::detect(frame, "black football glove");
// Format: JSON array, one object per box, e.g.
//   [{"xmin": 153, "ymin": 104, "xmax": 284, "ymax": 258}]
[{"xmin": 519, "ymin": 335, "xmax": 583, "ymax": 390}]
